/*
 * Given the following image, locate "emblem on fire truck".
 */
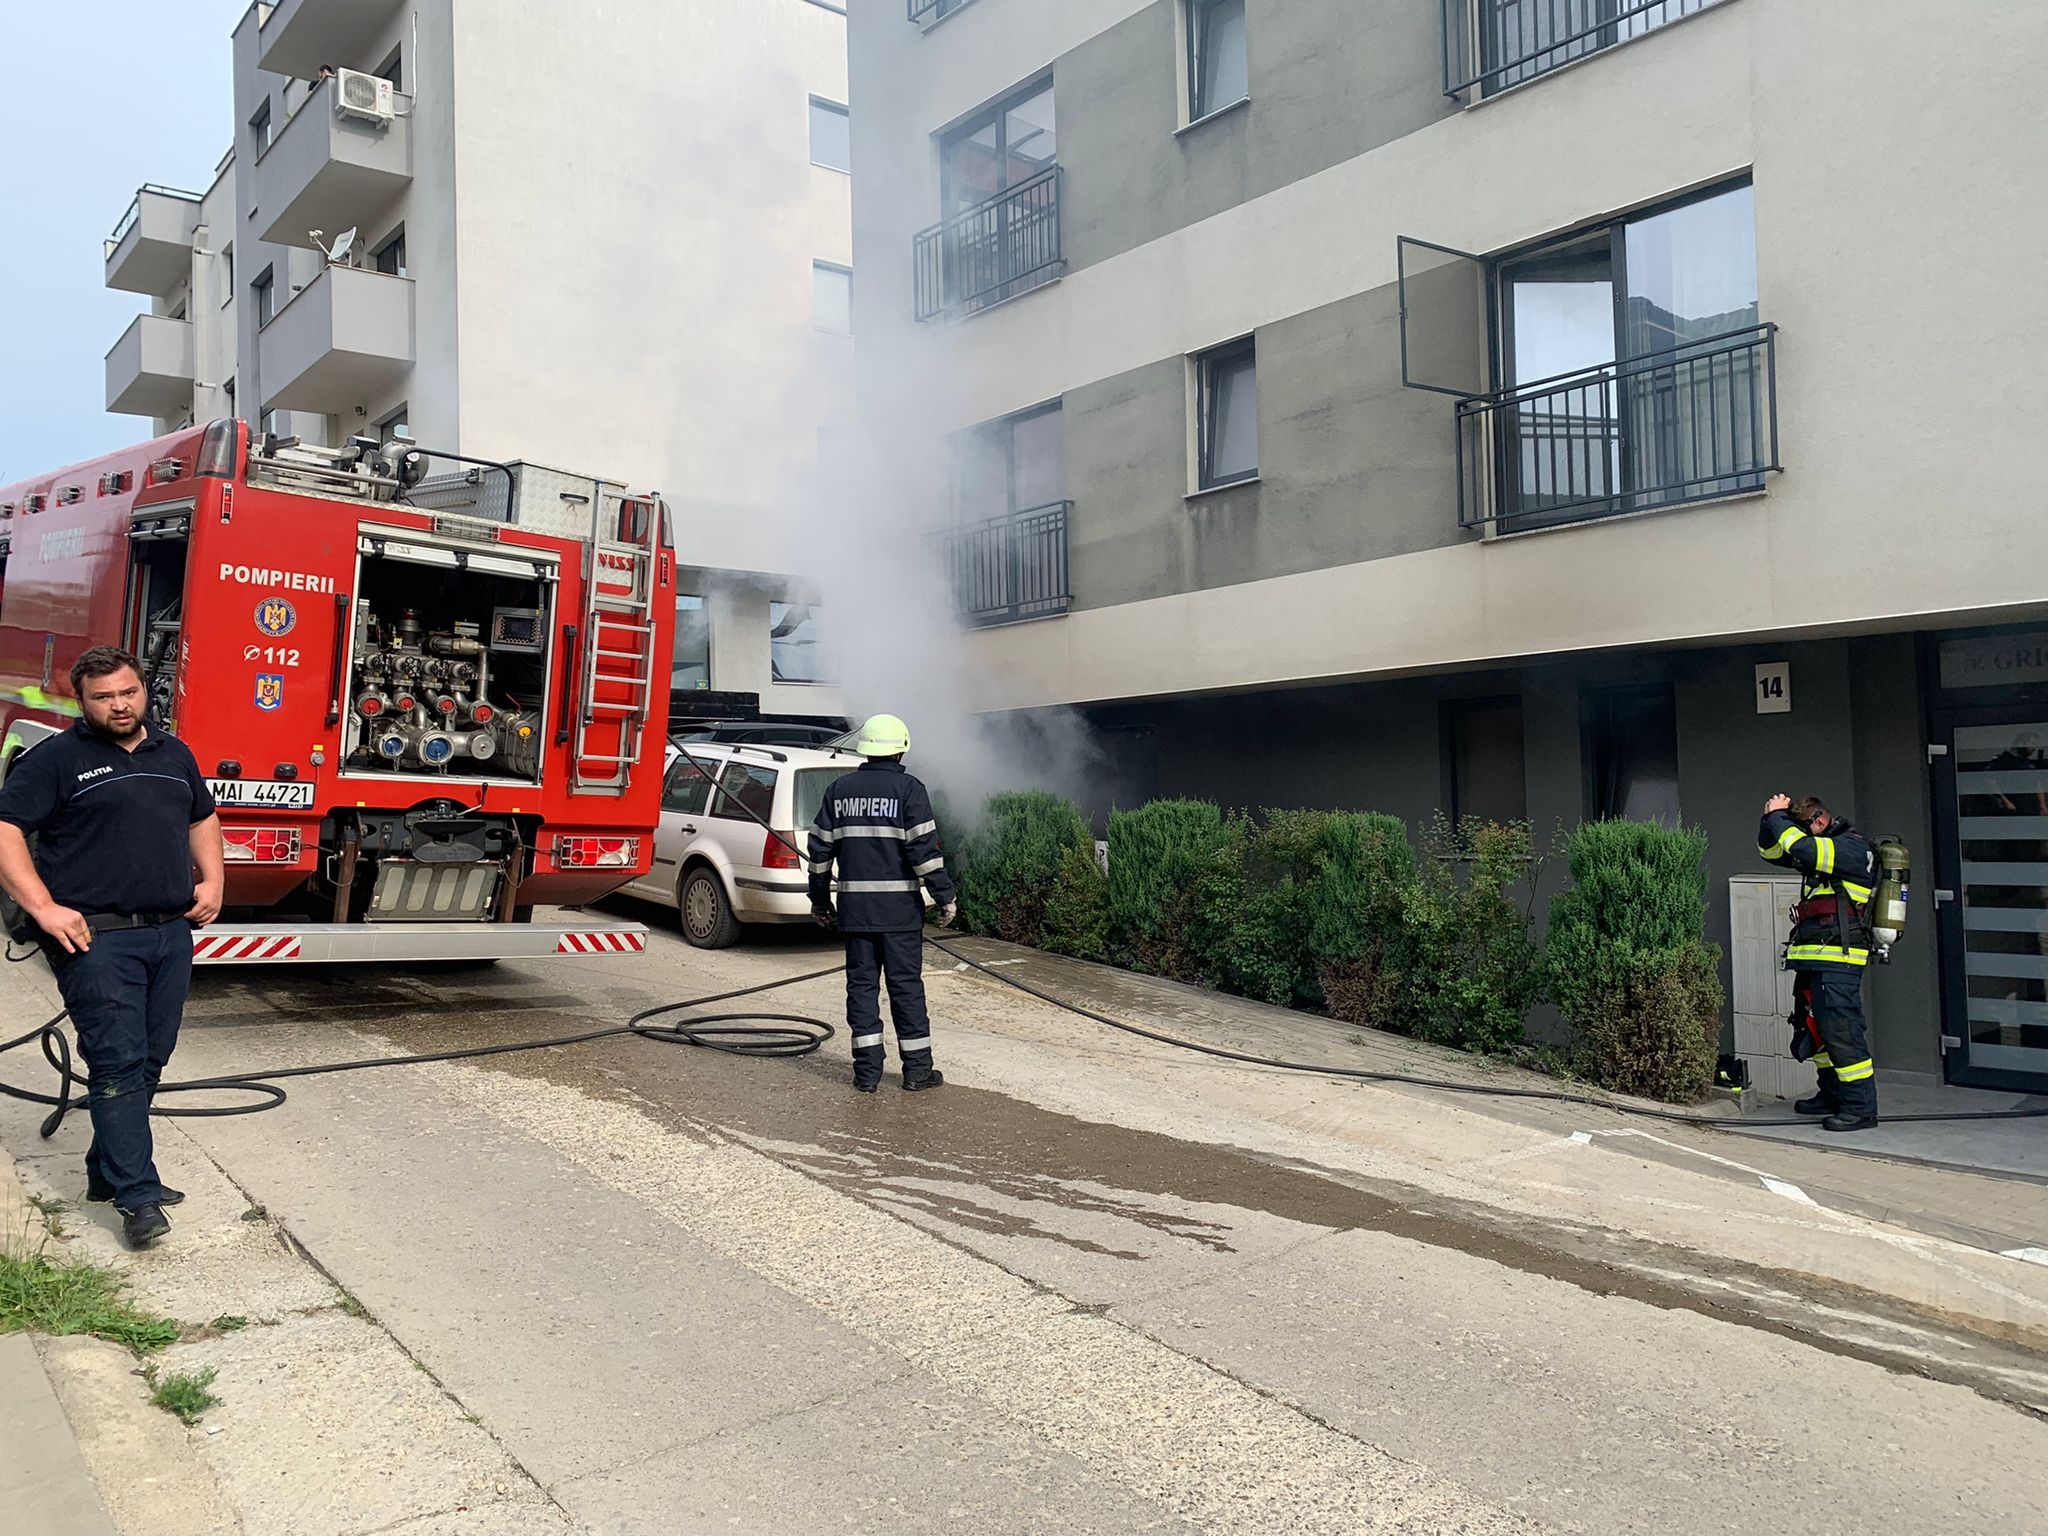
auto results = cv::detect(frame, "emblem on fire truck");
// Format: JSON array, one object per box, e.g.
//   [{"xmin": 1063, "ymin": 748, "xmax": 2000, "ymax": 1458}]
[
  {"xmin": 254, "ymin": 597, "xmax": 297, "ymax": 637},
  {"xmin": 254, "ymin": 674, "xmax": 285, "ymax": 712}
]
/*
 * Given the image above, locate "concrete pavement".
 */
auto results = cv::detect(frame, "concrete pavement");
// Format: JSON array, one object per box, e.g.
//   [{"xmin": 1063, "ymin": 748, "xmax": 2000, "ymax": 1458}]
[{"xmin": 3, "ymin": 919, "xmax": 2047, "ymax": 1533}]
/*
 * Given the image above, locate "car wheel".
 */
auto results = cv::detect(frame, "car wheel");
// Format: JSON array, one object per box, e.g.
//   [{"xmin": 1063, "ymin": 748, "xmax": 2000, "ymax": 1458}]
[{"xmin": 679, "ymin": 866, "xmax": 741, "ymax": 949}]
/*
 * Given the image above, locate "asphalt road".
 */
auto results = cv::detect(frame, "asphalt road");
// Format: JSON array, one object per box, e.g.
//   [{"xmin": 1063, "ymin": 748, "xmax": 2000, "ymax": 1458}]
[{"xmin": 7, "ymin": 912, "xmax": 2047, "ymax": 1535}]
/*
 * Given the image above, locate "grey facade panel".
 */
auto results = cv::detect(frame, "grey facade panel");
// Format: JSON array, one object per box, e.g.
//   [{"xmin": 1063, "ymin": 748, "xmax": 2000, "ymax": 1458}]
[
  {"xmin": 1062, "ymin": 282, "xmax": 1463, "ymax": 611},
  {"xmin": 1058, "ymin": 0, "xmax": 1457, "ymax": 277}
]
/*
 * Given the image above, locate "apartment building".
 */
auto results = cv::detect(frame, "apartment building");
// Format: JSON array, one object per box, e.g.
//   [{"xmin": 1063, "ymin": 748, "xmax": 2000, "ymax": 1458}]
[
  {"xmin": 849, "ymin": 0, "xmax": 2048, "ymax": 1096},
  {"xmin": 101, "ymin": 0, "xmax": 856, "ymax": 719}
]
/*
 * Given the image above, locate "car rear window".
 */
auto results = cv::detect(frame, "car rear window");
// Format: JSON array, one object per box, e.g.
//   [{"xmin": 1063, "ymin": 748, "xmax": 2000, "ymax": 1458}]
[
  {"xmin": 711, "ymin": 762, "xmax": 777, "ymax": 823},
  {"xmin": 795, "ymin": 768, "xmax": 838, "ymax": 831}
]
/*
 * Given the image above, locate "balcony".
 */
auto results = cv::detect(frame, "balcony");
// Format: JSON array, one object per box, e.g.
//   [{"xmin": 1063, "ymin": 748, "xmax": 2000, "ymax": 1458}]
[
  {"xmin": 908, "ymin": 0, "xmax": 975, "ymax": 21},
  {"xmin": 104, "ymin": 314, "xmax": 196, "ymax": 419},
  {"xmin": 938, "ymin": 502, "xmax": 1072, "ymax": 627},
  {"xmin": 1440, "ymin": 0, "xmax": 1720, "ymax": 99},
  {"xmin": 103, "ymin": 185, "xmax": 202, "ymax": 295},
  {"xmin": 258, "ymin": 264, "xmax": 413, "ymax": 413},
  {"xmin": 1453, "ymin": 325, "xmax": 1779, "ymax": 533},
  {"xmin": 253, "ymin": 75, "xmax": 411, "ymax": 246},
  {"xmin": 913, "ymin": 167, "xmax": 1063, "ymax": 323},
  {"xmin": 258, "ymin": 0, "xmax": 405, "ymax": 79}
]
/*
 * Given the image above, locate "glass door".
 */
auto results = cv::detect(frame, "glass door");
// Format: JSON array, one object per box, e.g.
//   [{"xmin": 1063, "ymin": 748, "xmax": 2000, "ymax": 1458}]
[{"xmin": 1938, "ymin": 718, "xmax": 2048, "ymax": 1091}]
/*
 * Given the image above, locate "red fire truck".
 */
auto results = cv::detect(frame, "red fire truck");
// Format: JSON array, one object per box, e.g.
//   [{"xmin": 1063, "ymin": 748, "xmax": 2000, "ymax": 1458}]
[{"xmin": 0, "ymin": 419, "xmax": 673, "ymax": 964}]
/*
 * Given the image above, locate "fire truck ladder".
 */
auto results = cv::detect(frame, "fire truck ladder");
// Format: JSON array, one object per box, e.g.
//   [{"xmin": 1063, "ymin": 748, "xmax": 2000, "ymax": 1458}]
[{"xmin": 570, "ymin": 490, "xmax": 662, "ymax": 794}]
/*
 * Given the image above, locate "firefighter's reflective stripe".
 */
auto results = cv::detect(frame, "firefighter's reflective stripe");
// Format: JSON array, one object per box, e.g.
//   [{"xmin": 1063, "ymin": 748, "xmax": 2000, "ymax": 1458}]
[
  {"xmin": 913, "ymin": 856, "xmax": 945, "ymax": 877},
  {"xmin": 1834, "ymin": 1057, "xmax": 1875, "ymax": 1082},
  {"xmin": 851, "ymin": 1031, "xmax": 884, "ymax": 1049},
  {"xmin": 1787, "ymin": 943, "xmax": 1869, "ymax": 966},
  {"xmin": 835, "ymin": 825, "xmax": 910, "ymax": 841},
  {"xmin": 838, "ymin": 878, "xmax": 921, "ymax": 893},
  {"xmin": 1812, "ymin": 1051, "xmax": 1833, "ymax": 1069},
  {"xmin": 1814, "ymin": 838, "xmax": 1836, "ymax": 875},
  {"xmin": 1761, "ymin": 825, "xmax": 1805, "ymax": 859},
  {"xmin": 897, "ymin": 1034, "xmax": 932, "ymax": 1054}
]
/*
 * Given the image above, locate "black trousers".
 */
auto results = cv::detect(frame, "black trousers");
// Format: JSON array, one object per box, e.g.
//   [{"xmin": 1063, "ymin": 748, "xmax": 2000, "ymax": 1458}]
[
  {"xmin": 48, "ymin": 920, "xmax": 193, "ymax": 1208},
  {"xmin": 1794, "ymin": 969, "xmax": 1876, "ymax": 1115},
  {"xmin": 844, "ymin": 931, "xmax": 933, "ymax": 1084}
]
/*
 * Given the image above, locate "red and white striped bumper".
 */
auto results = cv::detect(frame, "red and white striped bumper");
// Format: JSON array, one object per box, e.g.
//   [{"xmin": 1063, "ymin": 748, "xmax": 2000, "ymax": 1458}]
[
  {"xmin": 187, "ymin": 919, "xmax": 653, "ymax": 964},
  {"xmin": 556, "ymin": 930, "xmax": 648, "ymax": 955}
]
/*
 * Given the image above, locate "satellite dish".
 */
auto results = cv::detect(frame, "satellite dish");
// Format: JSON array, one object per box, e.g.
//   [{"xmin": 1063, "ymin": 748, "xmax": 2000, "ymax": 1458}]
[{"xmin": 326, "ymin": 227, "xmax": 359, "ymax": 266}]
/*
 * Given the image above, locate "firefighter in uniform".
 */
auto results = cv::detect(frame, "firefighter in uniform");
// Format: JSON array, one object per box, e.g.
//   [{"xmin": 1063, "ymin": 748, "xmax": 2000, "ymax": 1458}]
[
  {"xmin": 807, "ymin": 714, "xmax": 957, "ymax": 1093},
  {"xmin": 1758, "ymin": 793, "xmax": 1879, "ymax": 1131}
]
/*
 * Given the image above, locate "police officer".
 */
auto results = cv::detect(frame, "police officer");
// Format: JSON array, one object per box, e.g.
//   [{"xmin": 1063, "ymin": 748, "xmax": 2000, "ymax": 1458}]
[
  {"xmin": 0, "ymin": 646, "xmax": 224, "ymax": 1245},
  {"xmin": 807, "ymin": 714, "xmax": 956, "ymax": 1093},
  {"xmin": 1758, "ymin": 792, "xmax": 1878, "ymax": 1131}
]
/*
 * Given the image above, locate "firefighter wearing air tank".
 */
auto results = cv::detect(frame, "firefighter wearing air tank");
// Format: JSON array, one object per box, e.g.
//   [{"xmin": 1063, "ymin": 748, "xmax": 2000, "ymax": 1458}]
[
  {"xmin": 1759, "ymin": 793, "xmax": 1882, "ymax": 1131},
  {"xmin": 807, "ymin": 715, "xmax": 957, "ymax": 1093}
]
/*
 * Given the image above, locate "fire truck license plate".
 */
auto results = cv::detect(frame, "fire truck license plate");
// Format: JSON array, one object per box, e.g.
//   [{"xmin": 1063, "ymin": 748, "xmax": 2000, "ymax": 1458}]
[{"xmin": 208, "ymin": 779, "xmax": 315, "ymax": 809}]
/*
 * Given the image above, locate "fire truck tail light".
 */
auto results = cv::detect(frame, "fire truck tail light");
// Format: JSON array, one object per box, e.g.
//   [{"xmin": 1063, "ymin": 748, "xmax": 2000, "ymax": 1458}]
[
  {"xmin": 222, "ymin": 827, "xmax": 302, "ymax": 864},
  {"xmin": 556, "ymin": 836, "xmax": 638, "ymax": 870}
]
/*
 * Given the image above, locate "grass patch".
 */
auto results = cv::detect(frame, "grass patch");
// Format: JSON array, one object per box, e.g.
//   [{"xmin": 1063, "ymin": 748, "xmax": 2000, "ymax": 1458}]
[
  {"xmin": 334, "ymin": 1290, "xmax": 369, "ymax": 1320},
  {"xmin": 0, "ymin": 1239, "xmax": 178, "ymax": 1352},
  {"xmin": 26, "ymin": 1193, "xmax": 69, "ymax": 1238},
  {"xmin": 146, "ymin": 1364, "xmax": 220, "ymax": 1425},
  {"xmin": 211, "ymin": 1314, "xmax": 251, "ymax": 1333}
]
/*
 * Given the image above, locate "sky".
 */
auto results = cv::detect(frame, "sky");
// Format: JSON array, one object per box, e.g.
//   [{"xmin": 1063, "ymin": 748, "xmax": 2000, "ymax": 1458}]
[{"xmin": 0, "ymin": 1, "xmax": 249, "ymax": 483}]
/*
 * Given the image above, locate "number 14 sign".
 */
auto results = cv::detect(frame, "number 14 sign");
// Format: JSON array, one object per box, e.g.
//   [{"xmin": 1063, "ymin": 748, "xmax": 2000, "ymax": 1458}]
[{"xmin": 1756, "ymin": 661, "xmax": 1791, "ymax": 714}]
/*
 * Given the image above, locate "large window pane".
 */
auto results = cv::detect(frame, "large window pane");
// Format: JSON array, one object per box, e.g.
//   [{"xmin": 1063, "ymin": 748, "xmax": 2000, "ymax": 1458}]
[
  {"xmin": 809, "ymin": 98, "xmax": 850, "ymax": 173},
  {"xmin": 1584, "ymin": 684, "xmax": 1680, "ymax": 823},
  {"xmin": 672, "ymin": 594, "xmax": 709, "ymax": 690},
  {"xmin": 1002, "ymin": 85, "xmax": 1057, "ymax": 183},
  {"xmin": 1010, "ymin": 405, "xmax": 1065, "ymax": 509},
  {"xmin": 769, "ymin": 601, "xmax": 829, "ymax": 684},
  {"xmin": 1623, "ymin": 184, "xmax": 1757, "ymax": 358},
  {"xmin": 1192, "ymin": 0, "xmax": 1249, "ymax": 119}
]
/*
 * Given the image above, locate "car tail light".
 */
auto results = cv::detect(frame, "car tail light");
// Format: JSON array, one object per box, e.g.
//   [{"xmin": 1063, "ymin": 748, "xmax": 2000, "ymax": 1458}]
[
  {"xmin": 222, "ymin": 826, "xmax": 302, "ymax": 863},
  {"xmin": 556, "ymin": 836, "xmax": 639, "ymax": 870},
  {"xmin": 761, "ymin": 830, "xmax": 801, "ymax": 871}
]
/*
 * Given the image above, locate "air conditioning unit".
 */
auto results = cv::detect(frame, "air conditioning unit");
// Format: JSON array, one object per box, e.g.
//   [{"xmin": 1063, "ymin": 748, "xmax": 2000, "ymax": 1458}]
[{"xmin": 334, "ymin": 68, "xmax": 395, "ymax": 125}]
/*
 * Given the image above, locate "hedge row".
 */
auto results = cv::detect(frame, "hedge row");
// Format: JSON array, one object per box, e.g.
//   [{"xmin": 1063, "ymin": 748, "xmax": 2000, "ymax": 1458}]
[{"xmin": 947, "ymin": 794, "xmax": 1723, "ymax": 1103}]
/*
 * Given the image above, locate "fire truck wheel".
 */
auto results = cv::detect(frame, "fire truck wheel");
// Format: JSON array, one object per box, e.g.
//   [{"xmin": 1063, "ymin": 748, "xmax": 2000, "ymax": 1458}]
[{"xmin": 680, "ymin": 866, "xmax": 742, "ymax": 949}]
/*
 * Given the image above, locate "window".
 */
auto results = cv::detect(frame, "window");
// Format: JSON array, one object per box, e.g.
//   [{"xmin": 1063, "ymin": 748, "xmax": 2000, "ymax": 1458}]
[
  {"xmin": 769, "ymin": 601, "xmax": 828, "ymax": 684},
  {"xmin": 250, "ymin": 100, "xmax": 272, "ymax": 156},
  {"xmin": 711, "ymin": 761, "xmax": 777, "ymax": 823},
  {"xmin": 220, "ymin": 245, "xmax": 234, "ymax": 305},
  {"xmin": 258, "ymin": 407, "xmax": 278, "ymax": 437},
  {"xmin": 812, "ymin": 262, "xmax": 852, "ymax": 334},
  {"xmin": 372, "ymin": 227, "xmax": 407, "ymax": 277},
  {"xmin": 1493, "ymin": 179, "xmax": 1760, "ymax": 525},
  {"xmin": 252, "ymin": 267, "xmax": 276, "ymax": 327},
  {"xmin": 942, "ymin": 79, "xmax": 1055, "ymax": 220},
  {"xmin": 795, "ymin": 768, "xmax": 839, "ymax": 832},
  {"xmin": 1446, "ymin": 697, "xmax": 1527, "ymax": 826},
  {"xmin": 809, "ymin": 97, "xmax": 851, "ymax": 173},
  {"xmin": 662, "ymin": 757, "xmax": 714, "ymax": 816},
  {"xmin": 377, "ymin": 48, "xmax": 404, "ymax": 90},
  {"xmin": 1187, "ymin": 0, "xmax": 1248, "ymax": 121},
  {"xmin": 955, "ymin": 402, "xmax": 1064, "ymax": 520},
  {"xmin": 1584, "ymin": 684, "xmax": 1680, "ymax": 824},
  {"xmin": 375, "ymin": 405, "xmax": 408, "ymax": 443},
  {"xmin": 1196, "ymin": 338, "xmax": 1258, "ymax": 489},
  {"xmin": 672, "ymin": 594, "xmax": 710, "ymax": 690}
]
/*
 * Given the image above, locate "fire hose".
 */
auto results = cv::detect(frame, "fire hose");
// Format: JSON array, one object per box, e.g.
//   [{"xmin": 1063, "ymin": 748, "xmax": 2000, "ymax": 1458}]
[{"xmin": 2, "ymin": 753, "xmax": 2044, "ymax": 1137}]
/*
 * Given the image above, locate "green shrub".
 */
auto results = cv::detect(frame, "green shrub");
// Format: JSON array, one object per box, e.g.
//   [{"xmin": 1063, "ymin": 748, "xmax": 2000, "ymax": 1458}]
[
  {"xmin": 1040, "ymin": 841, "xmax": 1111, "ymax": 960},
  {"xmin": 1181, "ymin": 815, "xmax": 1297, "ymax": 1004},
  {"xmin": 1393, "ymin": 817, "xmax": 1544, "ymax": 1054},
  {"xmin": 1547, "ymin": 820, "xmax": 1724, "ymax": 1102},
  {"xmin": 1297, "ymin": 811, "xmax": 1417, "ymax": 1024},
  {"xmin": 954, "ymin": 792, "xmax": 1095, "ymax": 946},
  {"xmin": 1106, "ymin": 800, "xmax": 1234, "ymax": 979}
]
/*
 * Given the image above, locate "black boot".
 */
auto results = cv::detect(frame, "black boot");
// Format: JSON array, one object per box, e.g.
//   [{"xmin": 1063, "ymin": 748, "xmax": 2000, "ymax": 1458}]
[
  {"xmin": 119, "ymin": 1204, "xmax": 170, "ymax": 1246},
  {"xmin": 901, "ymin": 1068, "xmax": 945, "ymax": 1092},
  {"xmin": 1822, "ymin": 1109, "xmax": 1879, "ymax": 1132},
  {"xmin": 89, "ymin": 1179, "xmax": 184, "ymax": 1206},
  {"xmin": 1822, "ymin": 1079, "xmax": 1877, "ymax": 1133},
  {"xmin": 1794, "ymin": 1067, "xmax": 1840, "ymax": 1117}
]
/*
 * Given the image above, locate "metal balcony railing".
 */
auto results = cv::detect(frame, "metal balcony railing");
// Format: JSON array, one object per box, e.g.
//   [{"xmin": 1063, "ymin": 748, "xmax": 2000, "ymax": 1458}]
[
  {"xmin": 908, "ymin": 0, "xmax": 972, "ymax": 21},
  {"xmin": 938, "ymin": 501, "xmax": 1072, "ymax": 627},
  {"xmin": 1441, "ymin": 0, "xmax": 1717, "ymax": 98},
  {"xmin": 107, "ymin": 184, "xmax": 202, "ymax": 254},
  {"xmin": 914, "ymin": 166, "xmax": 1063, "ymax": 322},
  {"xmin": 1454, "ymin": 324, "xmax": 1778, "ymax": 532}
]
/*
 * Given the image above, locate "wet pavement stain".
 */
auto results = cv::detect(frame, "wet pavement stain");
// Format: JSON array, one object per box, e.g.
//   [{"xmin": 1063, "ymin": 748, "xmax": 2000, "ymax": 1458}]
[{"xmin": 169, "ymin": 966, "xmax": 2048, "ymax": 1409}]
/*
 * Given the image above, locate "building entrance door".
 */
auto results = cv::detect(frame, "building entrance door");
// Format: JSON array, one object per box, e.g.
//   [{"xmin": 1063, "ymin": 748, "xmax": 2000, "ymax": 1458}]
[{"xmin": 1932, "ymin": 714, "xmax": 2048, "ymax": 1092}]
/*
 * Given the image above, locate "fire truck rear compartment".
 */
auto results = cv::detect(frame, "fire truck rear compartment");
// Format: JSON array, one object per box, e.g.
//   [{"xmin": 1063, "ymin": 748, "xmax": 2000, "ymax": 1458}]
[{"xmin": 346, "ymin": 551, "xmax": 552, "ymax": 782}]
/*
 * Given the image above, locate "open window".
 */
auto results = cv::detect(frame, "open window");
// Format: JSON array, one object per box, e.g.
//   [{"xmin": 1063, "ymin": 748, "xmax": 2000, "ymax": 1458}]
[{"xmin": 1400, "ymin": 179, "xmax": 1777, "ymax": 533}]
